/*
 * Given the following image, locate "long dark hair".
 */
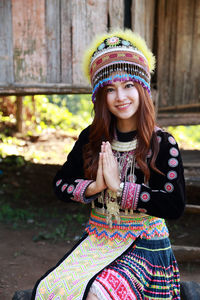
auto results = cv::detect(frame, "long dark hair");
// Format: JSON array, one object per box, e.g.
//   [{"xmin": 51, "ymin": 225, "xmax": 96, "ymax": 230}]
[{"xmin": 83, "ymin": 82, "xmax": 162, "ymax": 182}]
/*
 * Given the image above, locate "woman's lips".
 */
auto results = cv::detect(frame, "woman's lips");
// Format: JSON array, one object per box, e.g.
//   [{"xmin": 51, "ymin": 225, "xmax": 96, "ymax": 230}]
[{"xmin": 116, "ymin": 103, "xmax": 131, "ymax": 110}]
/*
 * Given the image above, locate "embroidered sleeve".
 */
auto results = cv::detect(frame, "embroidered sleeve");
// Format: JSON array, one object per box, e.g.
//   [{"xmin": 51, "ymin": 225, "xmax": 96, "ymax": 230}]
[
  {"xmin": 53, "ymin": 127, "xmax": 99, "ymax": 204},
  {"xmin": 134, "ymin": 132, "xmax": 186, "ymax": 219},
  {"xmin": 120, "ymin": 132, "xmax": 185, "ymax": 219},
  {"xmin": 120, "ymin": 183, "xmax": 141, "ymax": 210}
]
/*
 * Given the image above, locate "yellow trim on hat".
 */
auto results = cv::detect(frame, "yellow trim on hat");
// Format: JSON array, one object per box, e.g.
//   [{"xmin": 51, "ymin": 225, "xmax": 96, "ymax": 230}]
[{"xmin": 82, "ymin": 29, "xmax": 155, "ymax": 83}]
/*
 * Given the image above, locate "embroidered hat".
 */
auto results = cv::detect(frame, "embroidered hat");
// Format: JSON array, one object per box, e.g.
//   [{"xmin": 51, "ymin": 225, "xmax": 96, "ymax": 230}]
[{"xmin": 83, "ymin": 29, "xmax": 155, "ymax": 102}]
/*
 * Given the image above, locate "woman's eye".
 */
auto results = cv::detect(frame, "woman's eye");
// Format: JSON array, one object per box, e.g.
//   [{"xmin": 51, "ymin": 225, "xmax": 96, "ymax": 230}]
[
  {"xmin": 125, "ymin": 83, "xmax": 134, "ymax": 88},
  {"xmin": 106, "ymin": 87, "xmax": 114, "ymax": 93}
]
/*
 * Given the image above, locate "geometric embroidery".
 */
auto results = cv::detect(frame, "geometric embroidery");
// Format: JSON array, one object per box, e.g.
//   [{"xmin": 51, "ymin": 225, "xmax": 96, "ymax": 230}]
[
  {"xmin": 164, "ymin": 182, "xmax": 174, "ymax": 193},
  {"xmin": 168, "ymin": 158, "xmax": 178, "ymax": 168},
  {"xmin": 95, "ymin": 239, "xmax": 180, "ymax": 300},
  {"xmin": 95, "ymin": 269, "xmax": 139, "ymax": 299},
  {"xmin": 168, "ymin": 136, "xmax": 176, "ymax": 145},
  {"xmin": 35, "ymin": 235, "xmax": 133, "ymax": 300},
  {"xmin": 61, "ymin": 183, "xmax": 68, "ymax": 192},
  {"xmin": 169, "ymin": 147, "xmax": 179, "ymax": 157},
  {"xmin": 56, "ymin": 179, "xmax": 62, "ymax": 187},
  {"xmin": 67, "ymin": 184, "xmax": 75, "ymax": 194},
  {"xmin": 72, "ymin": 179, "xmax": 93, "ymax": 203},
  {"xmin": 140, "ymin": 191, "xmax": 150, "ymax": 202},
  {"xmin": 86, "ymin": 209, "xmax": 168, "ymax": 241},
  {"xmin": 121, "ymin": 183, "xmax": 141, "ymax": 210},
  {"xmin": 167, "ymin": 171, "xmax": 177, "ymax": 180}
]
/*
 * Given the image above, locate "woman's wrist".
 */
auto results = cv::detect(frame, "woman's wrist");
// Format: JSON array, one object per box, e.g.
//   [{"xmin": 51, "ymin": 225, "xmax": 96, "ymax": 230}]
[
  {"xmin": 85, "ymin": 181, "xmax": 103, "ymax": 197},
  {"xmin": 109, "ymin": 180, "xmax": 120, "ymax": 193}
]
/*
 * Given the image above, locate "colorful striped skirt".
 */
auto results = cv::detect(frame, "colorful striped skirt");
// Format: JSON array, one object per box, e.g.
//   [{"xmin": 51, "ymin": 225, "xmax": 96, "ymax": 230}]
[
  {"xmin": 90, "ymin": 237, "xmax": 180, "ymax": 299},
  {"xmin": 32, "ymin": 236, "xmax": 180, "ymax": 300}
]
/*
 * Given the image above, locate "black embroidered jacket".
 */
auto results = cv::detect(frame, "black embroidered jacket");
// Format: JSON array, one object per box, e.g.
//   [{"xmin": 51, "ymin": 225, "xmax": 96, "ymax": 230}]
[{"xmin": 53, "ymin": 126, "xmax": 185, "ymax": 220}]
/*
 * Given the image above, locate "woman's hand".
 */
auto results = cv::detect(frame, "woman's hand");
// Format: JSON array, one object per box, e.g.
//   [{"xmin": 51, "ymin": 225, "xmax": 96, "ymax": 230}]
[
  {"xmin": 102, "ymin": 141, "xmax": 120, "ymax": 192},
  {"xmin": 85, "ymin": 152, "xmax": 107, "ymax": 197}
]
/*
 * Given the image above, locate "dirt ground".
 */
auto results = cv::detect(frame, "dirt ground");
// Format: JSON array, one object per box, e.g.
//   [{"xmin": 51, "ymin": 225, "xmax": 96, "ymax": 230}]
[{"xmin": 0, "ymin": 130, "xmax": 200, "ymax": 299}]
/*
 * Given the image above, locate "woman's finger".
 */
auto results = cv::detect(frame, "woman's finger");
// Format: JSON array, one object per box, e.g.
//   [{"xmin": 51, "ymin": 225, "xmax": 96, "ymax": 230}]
[{"xmin": 106, "ymin": 141, "xmax": 114, "ymax": 156}]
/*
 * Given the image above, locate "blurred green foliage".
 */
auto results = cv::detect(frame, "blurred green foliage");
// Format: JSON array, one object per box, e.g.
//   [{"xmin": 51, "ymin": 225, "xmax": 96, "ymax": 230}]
[
  {"xmin": 1, "ymin": 95, "xmax": 200, "ymax": 163},
  {"xmin": 167, "ymin": 125, "xmax": 200, "ymax": 149},
  {"xmin": 0, "ymin": 94, "xmax": 93, "ymax": 160},
  {"xmin": 23, "ymin": 94, "xmax": 93, "ymax": 135}
]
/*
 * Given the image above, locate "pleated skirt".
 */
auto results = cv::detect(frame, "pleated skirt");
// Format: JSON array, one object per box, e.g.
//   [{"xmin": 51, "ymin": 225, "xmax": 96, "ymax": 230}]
[{"xmin": 90, "ymin": 237, "xmax": 180, "ymax": 300}]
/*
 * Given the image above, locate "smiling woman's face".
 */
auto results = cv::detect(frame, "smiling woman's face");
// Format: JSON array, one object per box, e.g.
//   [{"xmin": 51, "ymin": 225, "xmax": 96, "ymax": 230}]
[{"xmin": 105, "ymin": 78, "xmax": 140, "ymax": 131}]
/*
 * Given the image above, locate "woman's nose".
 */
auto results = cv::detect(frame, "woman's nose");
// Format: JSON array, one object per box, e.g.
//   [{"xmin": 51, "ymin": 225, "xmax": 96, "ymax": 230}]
[{"xmin": 116, "ymin": 87, "xmax": 125, "ymax": 101}]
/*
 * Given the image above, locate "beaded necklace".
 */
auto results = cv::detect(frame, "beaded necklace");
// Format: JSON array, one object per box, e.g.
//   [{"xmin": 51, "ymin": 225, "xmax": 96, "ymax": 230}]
[{"xmin": 93, "ymin": 136, "xmax": 137, "ymax": 228}]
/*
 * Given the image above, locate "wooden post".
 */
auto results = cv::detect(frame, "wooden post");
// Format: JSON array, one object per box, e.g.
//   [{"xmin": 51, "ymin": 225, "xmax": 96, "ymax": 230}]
[
  {"xmin": 16, "ymin": 96, "xmax": 23, "ymax": 133},
  {"xmin": 32, "ymin": 95, "xmax": 36, "ymax": 128}
]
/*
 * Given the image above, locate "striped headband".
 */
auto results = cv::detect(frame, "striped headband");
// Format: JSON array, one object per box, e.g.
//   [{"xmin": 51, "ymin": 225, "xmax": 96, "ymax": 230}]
[{"xmin": 83, "ymin": 30, "xmax": 155, "ymax": 102}]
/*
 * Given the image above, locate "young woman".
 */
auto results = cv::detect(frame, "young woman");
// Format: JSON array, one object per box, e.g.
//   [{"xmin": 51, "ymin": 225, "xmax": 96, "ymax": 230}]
[{"xmin": 32, "ymin": 30, "xmax": 185, "ymax": 300}]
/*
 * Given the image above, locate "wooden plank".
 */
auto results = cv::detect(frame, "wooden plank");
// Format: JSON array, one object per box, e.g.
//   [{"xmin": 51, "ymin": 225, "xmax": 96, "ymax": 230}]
[
  {"xmin": 190, "ymin": 1, "xmax": 200, "ymax": 104},
  {"xmin": 185, "ymin": 205, "xmax": 200, "ymax": 214},
  {"xmin": 108, "ymin": 0, "xmax": 124, "ymax": 29},
  {"xmin": 46, "ymin": 0, "xmax": 61, "ymax": 83},
  {"xmin": 16, "ymin": 96, "xmax": 23, "ymax": 132},
  {"xmin": 174, "ymin": 0, "xmax": 195, "ymax": 106},
  {"xmin": 131, "ymin": 0, "xmax": 155, "ymax": 48},
  {"xmin": 172, "ymin": 245, "xmax": 200, "ymax": 263},
  {"xmin": 157, "ymin": 0, "xmax": 200, "ymax": 110},
  {"xmin": 157, "ymin": 0, "xmax": 178, "ymax": 107},
  {"xmin": 0, "ymin": 0, "xmax": 14, "ymax": 84},
  {"xmin": 159, "ymin": 103, "xmax": 200, "ymax": 112},
  {"xmin": 157, "ymin": 113, "xmax": 200, "ymax": 126},
  {"xmin": 61, "ymin": 0, "xmax": 72, "ymax": 84},
  {"xmin": 71, "ymin": 0, "xmax": 107, "ymax": 86},
  {"xmin": 0, "ymin": 83, "xmax": 91, "ymax": 95},
  {"xmin": 12, "ymin": 0, "xmax": 46, "ymax": 83}
]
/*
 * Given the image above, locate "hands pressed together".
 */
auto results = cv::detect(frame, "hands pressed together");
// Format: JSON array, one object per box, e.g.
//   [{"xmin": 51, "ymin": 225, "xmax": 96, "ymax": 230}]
[{"xmin": 85, "ymin": 141, "xmax": 120, "ymax": 197}]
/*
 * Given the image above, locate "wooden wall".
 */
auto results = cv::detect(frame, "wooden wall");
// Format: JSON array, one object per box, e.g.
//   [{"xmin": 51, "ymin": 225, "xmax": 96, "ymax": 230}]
[
  {"xmin": 0, "ymin": 0, "xmax": 155, "ymax": 95},
  {"xmin": 0, "ymin": 0, "xmax": 123, "ymax": 95},
  {"xmin": 157, "ymin": 0, "xmax": 200, "ymax": 110},
  {"xmin": 0, "ymin": 0, "xmax": 200, "ymax": 124}
]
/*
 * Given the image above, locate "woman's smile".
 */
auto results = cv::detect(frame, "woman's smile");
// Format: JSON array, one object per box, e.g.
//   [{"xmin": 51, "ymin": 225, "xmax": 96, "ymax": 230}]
[
  {"xmin": 116, "ymin": 102, "xmax": 132, "ymax": 110},
  {"xmin": 106, "ymin": 79, "xmax": 140, "ymax": 131}
]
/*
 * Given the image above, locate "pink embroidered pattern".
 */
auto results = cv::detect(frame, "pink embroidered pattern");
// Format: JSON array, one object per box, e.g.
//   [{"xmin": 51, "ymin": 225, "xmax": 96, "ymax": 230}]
[
  {"xmin": 56, "ymin": 179, "xmax": 62, "ymax": 187},
  {"xmin": 168, "ymin": 158, "xmax": 178, "ymax": 168},
  {"xmin": 168, "ymin": 136, "xmax": 176, "ymax": 145},
  {"xmin": 61, "ymin": 184, "xmax": 68, "ymax": 192},
  {"xmin": 71, "ymin": 179, "xmax": 93, "ymax": 203},
  {"xmin": 169, "ymin": 147, "xmax": 179, "ymax": 157},
  {"xmin": 121, "ymin": 183, "xmax": 141, "ymax": 210},
  {"xmin": 140, "ymin": 191, "xmax": 150, "ymax": 202},
  {"xmin": 67, "ymin": 184, "xmax": 75, "ymax": 194},
  {"xmin": 164, "ymin": 182, "xmax": 174, "ymax": 193},
  {"xmin": 96, "ymin": 269, "xmax": 139, "ymax": 300},
  {"xmin": 167, "ymin": 171, "xmax": 177, "ymax": 180},
  {"xmin": 127, "ymin": 174, "xmax": 137, "ymax": 183}
]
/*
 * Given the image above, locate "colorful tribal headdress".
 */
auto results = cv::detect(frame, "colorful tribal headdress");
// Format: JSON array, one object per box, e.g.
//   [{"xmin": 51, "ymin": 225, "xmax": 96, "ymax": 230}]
[{"xmin": 83, "ymin": 29, "xmax": 155, "ymax": 102}]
